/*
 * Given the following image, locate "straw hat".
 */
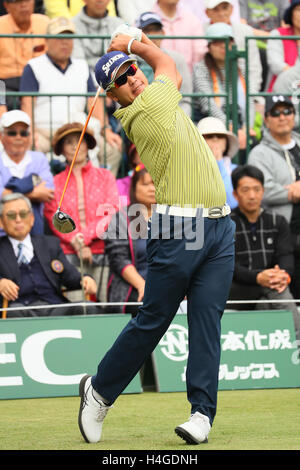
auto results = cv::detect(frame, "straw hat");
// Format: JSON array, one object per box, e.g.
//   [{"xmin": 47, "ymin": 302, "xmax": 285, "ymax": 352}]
[
  {"xmin": 197, "ymin": 117, "xmax": 239, "ymax": 158},
  {"xmin": 52, "ymin": 122, "xmax": 96, "ymax": 156}
]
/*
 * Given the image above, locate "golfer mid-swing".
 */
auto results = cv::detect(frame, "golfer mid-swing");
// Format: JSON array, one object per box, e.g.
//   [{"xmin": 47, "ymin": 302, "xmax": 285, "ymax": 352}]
[{"xmin": 78, "ymin": 26, "xmax": 235, "ymax": 445}]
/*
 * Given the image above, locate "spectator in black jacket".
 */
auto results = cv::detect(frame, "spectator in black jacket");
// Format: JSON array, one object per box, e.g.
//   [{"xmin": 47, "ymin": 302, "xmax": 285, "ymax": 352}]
[{"xmin": 228, "ymin": 164, "xmax": 300, "ymax": 339}]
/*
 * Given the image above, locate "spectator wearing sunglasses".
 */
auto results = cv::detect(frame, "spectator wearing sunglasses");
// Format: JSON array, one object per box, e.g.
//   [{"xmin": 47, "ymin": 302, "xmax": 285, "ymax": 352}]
[
  {"xmin": 0, "ymin": 110, "xmax": 54, "ymax": 235},
  {"xmin": 248, "ymin": 95, "xmax": 300, "ymax": 299}
]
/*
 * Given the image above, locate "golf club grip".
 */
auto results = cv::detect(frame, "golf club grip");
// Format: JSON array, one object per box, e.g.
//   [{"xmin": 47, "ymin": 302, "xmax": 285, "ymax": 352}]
[{"xmin": 58, "ymin": 86, "xmax": 102, "ymax": 208}]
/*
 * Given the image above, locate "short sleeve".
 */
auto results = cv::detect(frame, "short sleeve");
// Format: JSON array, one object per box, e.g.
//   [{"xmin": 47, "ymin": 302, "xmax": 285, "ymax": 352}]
[{"xmin": 20, "ymin": 64, "xmax": 39, "ymax": 92}]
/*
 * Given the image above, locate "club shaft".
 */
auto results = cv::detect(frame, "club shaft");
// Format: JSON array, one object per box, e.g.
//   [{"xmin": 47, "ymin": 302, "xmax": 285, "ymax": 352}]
[
  {"xmin": 58, "ymin": 86, "xmax": 102, "ymax": 209},
  {"xmin": 2, "ymin": 298, "xmax": 8, "ymax": 319}
]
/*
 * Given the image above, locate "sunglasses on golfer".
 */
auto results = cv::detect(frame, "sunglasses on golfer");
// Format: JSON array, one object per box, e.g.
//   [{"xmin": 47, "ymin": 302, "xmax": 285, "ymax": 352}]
[
  {"xmin": 3, "ymin": 210, "xmax": 31, "ymax": 220},
  {"xmin": 4, "ymin": 130, "xmax": 30, "ymax": 137},
  {"xmin": 268, "ymin": 108, "xmax": 294, "ymax": 118},
  {"xmin": 107, "ymin": 64, "xmax": 138, "ymax": 91}
]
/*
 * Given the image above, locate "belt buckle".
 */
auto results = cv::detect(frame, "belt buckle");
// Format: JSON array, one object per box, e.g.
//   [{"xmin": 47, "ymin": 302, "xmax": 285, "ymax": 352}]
[{"xmin": 208, "ymin": 206, "xmax": 222, "ymax": 219}]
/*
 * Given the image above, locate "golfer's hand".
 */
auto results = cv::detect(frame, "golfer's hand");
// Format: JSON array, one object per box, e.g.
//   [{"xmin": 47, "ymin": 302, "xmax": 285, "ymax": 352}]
[
  {"xmin": 82, "ymin": 276, "xmax": 97, "ymax": 296},
  {"xmin": 107, "ymin": 34, "xmax": 133, "ymax": 54},
  {"xmin": 0, "ymin": 278, "xmax": 19, "ymax": 301},
  {"xmin": 110, "ymin": 24, "xmax": 142, "ymax": 42}
]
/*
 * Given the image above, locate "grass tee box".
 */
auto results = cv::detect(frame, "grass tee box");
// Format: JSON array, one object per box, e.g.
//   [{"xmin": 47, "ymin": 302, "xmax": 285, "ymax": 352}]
[
  {"xmin": 153, "ymin": 310, "xmax": 300, "ymax": 392},
  {"xmin": 0, "ymin": 314, "xmax": 142, "ymax": 400}
]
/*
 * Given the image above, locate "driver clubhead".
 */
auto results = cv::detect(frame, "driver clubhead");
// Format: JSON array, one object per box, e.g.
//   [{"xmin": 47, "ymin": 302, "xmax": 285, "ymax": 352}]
[{"xmin": 53, "ymin": 210, "xmax": 76, "ymax": 233}]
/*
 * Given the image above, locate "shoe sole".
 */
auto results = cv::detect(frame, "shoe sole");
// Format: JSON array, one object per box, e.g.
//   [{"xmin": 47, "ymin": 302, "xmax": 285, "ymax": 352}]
[
  {"xmin": 175, "ymin": 426, "xmax": 208, "ymax": 445},
  {"xmin": 78, "ymin": 374, "xmax": 92, "ymax": 443}
]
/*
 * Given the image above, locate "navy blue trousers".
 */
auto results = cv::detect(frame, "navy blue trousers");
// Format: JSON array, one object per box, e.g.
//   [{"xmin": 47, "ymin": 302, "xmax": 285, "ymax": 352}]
[{"xmin": 92, "ymin": 214, "xmax": 235, "ymax": 425}]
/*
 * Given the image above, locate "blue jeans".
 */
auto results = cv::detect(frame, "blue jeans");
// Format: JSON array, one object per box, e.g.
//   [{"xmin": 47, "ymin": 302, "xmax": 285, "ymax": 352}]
[{"xmin": 92, "ymin": 214, "xmax": 235, "ymax": 425}]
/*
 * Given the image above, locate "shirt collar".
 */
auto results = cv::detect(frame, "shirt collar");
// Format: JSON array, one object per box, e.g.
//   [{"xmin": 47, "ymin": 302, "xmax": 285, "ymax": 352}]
[
  {"xmin": 1, "ymin": 150, "xmax": 32, "ymax": 168},
  {"xmin": 9, "ymin": 233, "xmax": 33, "ymax": 257},
  {"xmin": 155, "ymin": 4, "xmax": 183, "ymax": 21},
  {"xmin": 9, "ymin": 13, "xmax": 33, "ymax": 33},
  {"xmin": 46, "ymin": 53, "xmax": 72, "ymax": 73}
]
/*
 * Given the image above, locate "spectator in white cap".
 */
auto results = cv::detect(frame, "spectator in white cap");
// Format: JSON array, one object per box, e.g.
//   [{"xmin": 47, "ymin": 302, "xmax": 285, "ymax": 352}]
[
  {"xmin": 134, "ymin": 11, "xmax": 192, "ymax": 117},
  {"xmin": 0, "ymin": 110, "xmax": 54, "ymax": 235},
  {"xmin": 197, "ymin": 116, "xmax": 238, "ymax": 208},
  {"xmin": 203, "ymin": 0, "xmax": 262, "ymax": 98}
]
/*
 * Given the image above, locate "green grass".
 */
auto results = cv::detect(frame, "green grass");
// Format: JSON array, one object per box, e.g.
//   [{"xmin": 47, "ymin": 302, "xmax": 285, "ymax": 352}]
[{"xmin": 1, "ymin": 389, "xmax": 300, "ymax": 450}]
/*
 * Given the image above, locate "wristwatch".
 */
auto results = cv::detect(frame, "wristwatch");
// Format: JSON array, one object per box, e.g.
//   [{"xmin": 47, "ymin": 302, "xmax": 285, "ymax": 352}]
[{"xmin": 32, "ymin": 174, "xmax": 42, "ymax": 186}]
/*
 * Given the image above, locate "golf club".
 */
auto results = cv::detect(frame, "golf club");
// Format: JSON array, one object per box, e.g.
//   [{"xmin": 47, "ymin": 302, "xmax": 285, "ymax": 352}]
[{"xmin": 52, "ymin": 85, "xmax": 102, "ymax": 233}]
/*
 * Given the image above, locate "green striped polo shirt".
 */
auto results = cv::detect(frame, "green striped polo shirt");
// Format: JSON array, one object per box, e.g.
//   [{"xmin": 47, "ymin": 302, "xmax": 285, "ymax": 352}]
[{"xmin": 114, "ymin": 74, "xmax": 226, "ymax": 208}]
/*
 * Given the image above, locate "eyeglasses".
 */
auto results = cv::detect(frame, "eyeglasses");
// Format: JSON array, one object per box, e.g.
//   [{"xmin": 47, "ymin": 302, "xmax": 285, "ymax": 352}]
[
  {"xmin": 107, "ymin": 64, "xmax": 138, "ymax": 91},
  {"xmin": 268, "ymin": 108, "xmax": 294, "ymax": 118},
  {"xmin": 3, "ymin": 210, "xmax": 31, "ymax": 220},
  {"xmin": 4, "ymin": 130, "xmax": 30, "ymax": 137}
]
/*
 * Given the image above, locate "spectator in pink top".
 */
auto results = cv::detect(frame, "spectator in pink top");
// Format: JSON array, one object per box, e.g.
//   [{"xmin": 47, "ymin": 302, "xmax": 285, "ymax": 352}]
[{"xmin": 152, "ymin": 0, "xmax": 207, "ymax": 72}]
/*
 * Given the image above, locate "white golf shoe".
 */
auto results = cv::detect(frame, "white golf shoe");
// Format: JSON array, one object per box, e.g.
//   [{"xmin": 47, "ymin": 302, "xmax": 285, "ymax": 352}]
[
  {"xmin": 78, "ymin": 375, "xmax": 112, "ymax": 443},
  {"xmin": 175, "ymin": 411, "xmax": 211, "ymax": 444}
]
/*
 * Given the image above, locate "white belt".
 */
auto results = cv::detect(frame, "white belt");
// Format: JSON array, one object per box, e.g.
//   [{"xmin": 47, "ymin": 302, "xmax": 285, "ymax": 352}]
[{"xmin": 155, "ymin": 204, "xmax": 231, "ymax": 218}]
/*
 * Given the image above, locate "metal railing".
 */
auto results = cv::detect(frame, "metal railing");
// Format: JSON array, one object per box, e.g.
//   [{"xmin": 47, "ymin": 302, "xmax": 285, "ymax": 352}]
[
  {"xmin": 1, "ymin": 33, "xmax": 299, "ymax": 163},
  {"xmin": 0, "ymin": 33, "xmax": 234, "ymax": 169}
]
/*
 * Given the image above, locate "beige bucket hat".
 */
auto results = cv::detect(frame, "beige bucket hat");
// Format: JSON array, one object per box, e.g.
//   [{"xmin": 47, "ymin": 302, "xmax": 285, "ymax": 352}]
[{"xmin": 197, "ymin": 117, "xmax": 239, "ymax": 158}]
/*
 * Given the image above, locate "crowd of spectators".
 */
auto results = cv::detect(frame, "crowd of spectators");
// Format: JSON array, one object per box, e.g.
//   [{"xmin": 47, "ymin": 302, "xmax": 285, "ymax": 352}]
[{"xmin": 0, "ymin": 0, "xmax": 300, "ymax": 330}]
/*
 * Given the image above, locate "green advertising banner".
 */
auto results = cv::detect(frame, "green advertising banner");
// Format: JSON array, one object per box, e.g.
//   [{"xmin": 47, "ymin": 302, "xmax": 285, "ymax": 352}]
[
  {"xmin": 153, "ymin": 310, "xmax": 300, "ymax": 392},
  {"xmin": 0, "ymin": 314, "xmax": 142, "ymax": 400},
  {"xmin": 1, "ymin": 310, "xmax": 299, "ymax": 400}
]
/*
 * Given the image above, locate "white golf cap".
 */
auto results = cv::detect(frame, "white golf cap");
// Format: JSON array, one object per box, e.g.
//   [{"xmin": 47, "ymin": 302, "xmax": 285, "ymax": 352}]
[
  {"xmin": 0, "ymin": 110, "xmax": 31, "ymax": 129},
  {"xmin": 204, "ymin": 0, "xmax": 232, "ymax": 9}
]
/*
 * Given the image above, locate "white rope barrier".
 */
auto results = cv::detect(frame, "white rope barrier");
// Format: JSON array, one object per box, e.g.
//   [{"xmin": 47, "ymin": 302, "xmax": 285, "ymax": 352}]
[{"xmin": 0, "ymin": 298, "xmax": 299, "ymax": 313}]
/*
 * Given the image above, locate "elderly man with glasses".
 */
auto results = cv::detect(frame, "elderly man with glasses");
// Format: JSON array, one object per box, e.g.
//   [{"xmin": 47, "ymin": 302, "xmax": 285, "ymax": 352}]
[
  {"xmin": 0, "ymin": 109, "xmax": 54, "ymax": 234},
  {"xmin": 0, "ymin": 192, "xmax": 98, "ymax": 317},
  {"xmin": 248, "ymin": 94, "xmax": 300, "ymax": 300}
]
